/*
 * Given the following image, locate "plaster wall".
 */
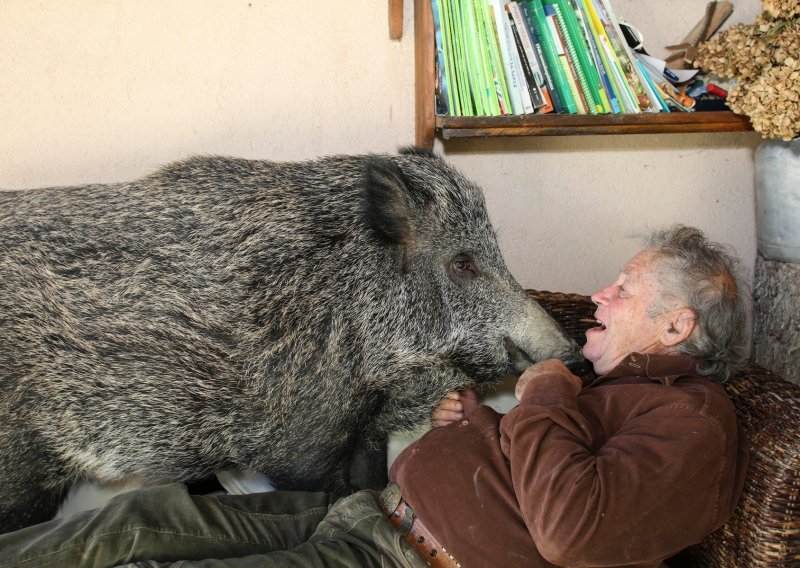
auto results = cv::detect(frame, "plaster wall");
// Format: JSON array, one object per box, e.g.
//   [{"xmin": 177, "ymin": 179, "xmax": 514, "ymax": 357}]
[
  {"xmin": 0, "ymin": 0, "xmax": 764, "ymax": 516},
  {"xmin": 1, "ymin": 0, "xmax": 762, "ymax": 295}
]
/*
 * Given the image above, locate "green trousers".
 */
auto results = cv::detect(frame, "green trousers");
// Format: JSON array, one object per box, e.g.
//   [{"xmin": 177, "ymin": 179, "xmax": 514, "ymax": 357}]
[{"xmin": 0, "ymin": 484, "xmax": 426, "ymax": 568}]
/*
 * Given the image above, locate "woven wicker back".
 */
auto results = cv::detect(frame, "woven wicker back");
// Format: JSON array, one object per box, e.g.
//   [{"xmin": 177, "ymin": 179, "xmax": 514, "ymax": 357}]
[
  {"xmin": 525, "ymin": 290, "xmax": 597, "ymax": 345},
  {"xmin": 526, "ymin": 289, "xmax": 800, "ymax": 567}
]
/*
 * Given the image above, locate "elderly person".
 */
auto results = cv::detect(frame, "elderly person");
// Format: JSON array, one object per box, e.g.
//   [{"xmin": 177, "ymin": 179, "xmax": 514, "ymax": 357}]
[{"xmin": 0, "ymin": 225, "xmax": 749, "ymax": 568}]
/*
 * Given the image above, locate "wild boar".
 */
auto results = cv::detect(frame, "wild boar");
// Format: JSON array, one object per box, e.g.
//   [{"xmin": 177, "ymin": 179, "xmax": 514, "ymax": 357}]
[{"xmin": 0, "ymin": 148, "xmax": 582, "ymax": 532}]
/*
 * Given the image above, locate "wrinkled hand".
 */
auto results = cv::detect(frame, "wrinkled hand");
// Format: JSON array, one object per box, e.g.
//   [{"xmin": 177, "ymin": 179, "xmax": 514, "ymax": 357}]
[
  {"xmin": 431, "ymin": 388, "xmax": 479, "ymax": 427},
  {"xmin": 515, "ymin": 359, "xmax": 575, "ymax": 401}
]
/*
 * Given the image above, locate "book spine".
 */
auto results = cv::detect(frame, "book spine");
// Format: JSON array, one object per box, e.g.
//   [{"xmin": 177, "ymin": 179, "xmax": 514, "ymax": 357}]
[
  {"xmin": 592, "ymin": 0, "xmax": 654, "ymax": 111},
  {"xmin": 527, "ymin": 0, "xmax": 577, "ymax": 113},
  {"xmin": 522, "ymin": 11, "xmax": 562, "ymax": 113},
  {"xmin": 572, "ymin": 0, "xmax": 618, "ymax": 113},
  {"xmin": 545, "ymin": 6, "xmax": 587, "ymax": 114},
  {"xmin": 557, "ymin": 0, "xmax": 609, "ymax": 113},
  {"xmin": 532, "ymin": 40, "xmax": 562, "ymax": 113},
  {"xmin": 461, "ymin": 0, "xmax": 487, "ymax": 115},
  {"xmin": 440, "ymin": 0, "xmax": 462, "ymax": 115},
  {"xmin": 522, "ymin": 2, "xmax": 563, "ymax": 114},
  {"xmin": 448, "ymin": 0, "xmax": 474, "ymax": 115},
  {"xmin": 472, "ymin": 0, "xmax": 500, "ymax": 115},
  {"xmin": 508, "ymin": 2, "xmax": 553, "ymax": 112},
  {"xmin": 431, "ymin": 0, "xmax": 453, "ymax": 115},
  {"xmin": 507, "ymin": 9, "xmax": 546, "ymax": 109},
  {"xmin": 600, "ymin": 0, "xmax": 657, "ymax": 112},
  {"xmin": 579, "ymin": 0, "xmax": 638, "ymax": 112},
  {"xmin": 549, "ymin": 1, "xmax": 598, "ymax": 114},
  {"xmin": 519, "ymin": 2, "xmax": 564, "ymax": 114},
  {"xmin": 489, "ymin": 0, "xmax": 526, "ymax": 114},
  {"xmin": 480, "ymin": 0, "xmax": 512, "ymax": 114},
  {"xmin": 634, "ymin": 58, "xmax": 670, "ymax": 112}
]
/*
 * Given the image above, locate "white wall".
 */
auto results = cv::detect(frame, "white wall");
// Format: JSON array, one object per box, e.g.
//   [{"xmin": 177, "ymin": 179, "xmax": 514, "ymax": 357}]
[
  {"xmin": 1, "ymin": 0, "xmax": 762, "ymax": 294},
  {"xmin": 1, "ymin": 0, "xmax": 763, "ymax": 513}
]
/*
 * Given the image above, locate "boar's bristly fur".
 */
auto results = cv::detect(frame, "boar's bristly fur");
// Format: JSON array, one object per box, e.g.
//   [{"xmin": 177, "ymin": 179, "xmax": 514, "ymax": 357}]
[{"xmin": 0, "ymin": 148, "xmax": 582, "ymax": 532}]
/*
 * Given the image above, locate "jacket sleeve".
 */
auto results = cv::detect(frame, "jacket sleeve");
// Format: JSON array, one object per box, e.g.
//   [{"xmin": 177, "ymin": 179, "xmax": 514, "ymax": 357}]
[{"xmin": 499, "ymin": 372, "xmax": 731, "ymax": 567}]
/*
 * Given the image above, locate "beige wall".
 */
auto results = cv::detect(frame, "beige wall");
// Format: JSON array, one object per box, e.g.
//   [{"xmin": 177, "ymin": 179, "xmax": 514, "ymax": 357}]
[
  {"xmin": 2, "ymin": 0, "xmax": 762, "ymax": 295},
  {"xmin": 1, "ymin": 0, "xmax": 764, "ymax": 511}
]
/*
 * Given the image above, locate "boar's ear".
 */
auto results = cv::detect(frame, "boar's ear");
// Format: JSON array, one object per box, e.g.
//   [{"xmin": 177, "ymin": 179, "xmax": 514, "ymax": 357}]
[
  {"xmin": 398, "ymin": 145, "xmax": 441, "ymax": 160},
  {"xmin": 363, "ymin": 157, "xmax": 417, "ymax": 247}
]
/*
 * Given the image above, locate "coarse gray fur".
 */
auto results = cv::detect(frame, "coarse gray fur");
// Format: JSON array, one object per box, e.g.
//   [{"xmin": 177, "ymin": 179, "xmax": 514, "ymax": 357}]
[{"xmin": 0, "ymin": 148, "xmax": 581, "ymax": 532}]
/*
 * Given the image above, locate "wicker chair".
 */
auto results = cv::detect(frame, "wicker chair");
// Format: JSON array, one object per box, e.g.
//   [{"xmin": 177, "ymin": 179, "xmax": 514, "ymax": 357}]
[{"xmin": 526, "ymin": 290, "xmax": 800, "ymax": 568}]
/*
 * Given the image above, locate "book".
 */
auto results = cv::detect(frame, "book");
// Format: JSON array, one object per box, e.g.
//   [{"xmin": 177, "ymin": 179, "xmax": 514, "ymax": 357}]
[
  {"xmin": 432, "ymin": 0, "xmax": 454, "ymax": 115},
  {"xmin": 577, "ymin": 0, "xmax": 639, "ymax": 112},
  {"xmin": 547, "ymin": 0, "xmax": 610, "ymax": 113},
  {"xmin": 635, "ymin": 59, "xmax": 669, "ymax": 112},
  {"xmin": 525, "ymin": 0, "xmax": 578, "ymax": 114},
  {"xmin": 489, "ymin": 0, "xmax": 530, "ymax": 114},
  {"xmin": 507, "ymin": 2, "xmax": 553, "ymax": 111},
  {"xmin": 545, "ymin": 4, "xmax": 588, "ymax": 113},
  {"xmin": 446, "ymin": 0, "xmax": 475, "ymax": 115},
  {"xmin": 460, "ymin": 0, "xmax": 482, "ymax": 115},
  {"xmin": 519, "ymin": 1, "xmax": 564, "ymax": 113},
  {"xmin": 507, "ymin": 11, "xmax": 546, "ymax": 110},
  {"xmin": 545, "ymin": 0, "xmax": 598, "ymax": 114},
  {"xmin": 441, "ymin": 0, "xmax": 465, "ymax": 115},
  {"xmin": 479, "ymin": 0, "xmax": 512, "ymax": 114},
  {"xmin": 570, "ymin": 0, "xmax": 620, "ymax": 113},
  {"xmin": 430, "ymin": 0, "xmax": 660, "ymax": 117},
  {"xmin": 462, "ymin": 0, "xmax": 491, "ymax": 115},
  {"xmin": 591, "ymin": 0, "xmax": 656, "ymax": 111}
]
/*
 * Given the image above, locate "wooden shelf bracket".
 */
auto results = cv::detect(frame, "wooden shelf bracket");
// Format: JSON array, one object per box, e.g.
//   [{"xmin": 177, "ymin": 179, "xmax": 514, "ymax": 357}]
[{"xmin": 389, "ymin": 0, "xmax": 404, "ymax": 40}]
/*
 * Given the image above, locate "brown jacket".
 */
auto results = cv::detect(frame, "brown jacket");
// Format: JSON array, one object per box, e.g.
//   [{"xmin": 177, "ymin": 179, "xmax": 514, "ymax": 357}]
[{"xmin": 389, "ymin": 354, "xmax": 749, "ymax": 568}]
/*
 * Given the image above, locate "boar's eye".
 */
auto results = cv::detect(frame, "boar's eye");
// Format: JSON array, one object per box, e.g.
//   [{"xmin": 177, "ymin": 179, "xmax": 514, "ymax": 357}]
[{"xmin": 449, "ymin": 255, "xmax": 477, "ymax": 281}]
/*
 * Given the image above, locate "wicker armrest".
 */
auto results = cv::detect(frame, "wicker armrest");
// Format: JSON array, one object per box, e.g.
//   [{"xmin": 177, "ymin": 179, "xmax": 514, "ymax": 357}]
[
  {"xmin": 526, "ymin": 289, "xmax": 800, "ymax": 567},
  {"xmin": 679, "ymin": 366, "xmax": 800, "ymax": 567}
]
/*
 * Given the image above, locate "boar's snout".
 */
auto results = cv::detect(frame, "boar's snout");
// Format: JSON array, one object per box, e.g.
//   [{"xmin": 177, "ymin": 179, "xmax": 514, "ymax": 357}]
[
  {"xmin": 504, "ymin": 336, "xmax": 534, "ymax": 373},
  {"xmin": 565, "ymin": 358, "xmax": 593, "ymax": 376},
  {"xmin": 560, "ymin": 342, "xmax": 590, "ymax": 374},
  {"xmin": 506, "ymin": 335, "xmax": 587, "ymax": 376}
]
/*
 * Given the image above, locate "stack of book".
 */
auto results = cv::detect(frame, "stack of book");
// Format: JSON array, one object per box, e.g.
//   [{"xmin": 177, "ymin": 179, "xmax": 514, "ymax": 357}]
[{"xmin": 432, "ymin": 0, "xmax": 679, "ymax": 116}]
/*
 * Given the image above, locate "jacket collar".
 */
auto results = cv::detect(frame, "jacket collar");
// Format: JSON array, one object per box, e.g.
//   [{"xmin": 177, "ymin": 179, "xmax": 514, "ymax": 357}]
[{"xmin": 587, "ymin": 353, "xmax": 704, "ymax": 387}]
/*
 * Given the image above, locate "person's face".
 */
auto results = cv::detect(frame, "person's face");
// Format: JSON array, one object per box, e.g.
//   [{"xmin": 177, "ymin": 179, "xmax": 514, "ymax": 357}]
[{"xmin": 583, "ymin": 251, "xmax": 673, "ymax": 375}]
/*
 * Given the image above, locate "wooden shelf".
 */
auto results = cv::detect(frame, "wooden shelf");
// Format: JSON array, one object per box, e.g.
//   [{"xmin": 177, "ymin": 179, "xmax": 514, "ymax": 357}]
[
  {"xmin": 412, "ymin": 0, "xmax": 752, "ymax": 149},
  {"xmin": 435, "ymin": 112, "xmax": 752, "ymax": 140}
]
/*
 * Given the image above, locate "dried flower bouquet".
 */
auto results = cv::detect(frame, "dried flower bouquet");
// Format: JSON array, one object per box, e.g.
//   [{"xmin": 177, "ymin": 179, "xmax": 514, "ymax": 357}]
[{"xmin": 695, "ymin": 0, "xmax": 800, "ymax": 140}]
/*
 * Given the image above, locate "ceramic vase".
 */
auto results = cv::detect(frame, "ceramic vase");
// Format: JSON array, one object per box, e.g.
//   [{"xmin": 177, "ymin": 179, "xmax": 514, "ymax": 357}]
[{"xmin": 755, "ymin": 138, "xmax": 800, "ymax": 263}]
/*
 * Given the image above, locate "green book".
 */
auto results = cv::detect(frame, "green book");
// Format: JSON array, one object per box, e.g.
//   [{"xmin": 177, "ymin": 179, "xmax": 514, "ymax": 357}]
[
  {"xmin": 442, "ymin": 0, "xmax": 460, "ymax": 115},
  {"xmin": 524, "ymin": 0, "xmax": 577, "ymax": 114},
  {"xmin": 480, "ymin": 0, "xmax": 512, "ymax": 114},
  {"xmin": 461, "ymin": 0, "xmax": 487, "ymax": 115},
  {"xmin": 578, "ymin": 0, "xmax": 638, "ymax": 112},
  {"xmin": 592, "ymin": 0, "xmax": 654, "ymax": 111},
  {"xmin": 472, "ymin": 0, "xmax": 501, "ymax": 115},
  {"xmin": 545, "ymin": 7, "xmax": 588, "ymax": 113},
  {"xmin": 547, "ymin": 0, "xmax": 610, "ymax": 113},
  {"xmin": 570, "ymin": 0, "xmax": 615, "ymax": 112},
  {"xmin": 545, "ymin": 0, "xmax": 598, "ymax": 114},
  {"xmin": 448, "ymin": 0, "xmax": 474, "ymax": 115}
]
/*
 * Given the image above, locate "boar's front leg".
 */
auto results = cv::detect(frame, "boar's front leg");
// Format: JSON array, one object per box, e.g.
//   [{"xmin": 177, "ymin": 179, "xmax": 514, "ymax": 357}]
[
  {"xmin": 348, "ymin": 429, "xmax": 389, "ymax": 492},
  {"xmin": 0, "ymin": 428, "xmax": 70, "ymax": 533}
]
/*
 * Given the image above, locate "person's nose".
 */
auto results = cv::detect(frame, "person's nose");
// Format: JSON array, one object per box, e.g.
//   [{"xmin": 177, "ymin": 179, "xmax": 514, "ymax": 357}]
[{"xmin": 590, "ymin": 283, "xmax": 613, "ymax": 306}]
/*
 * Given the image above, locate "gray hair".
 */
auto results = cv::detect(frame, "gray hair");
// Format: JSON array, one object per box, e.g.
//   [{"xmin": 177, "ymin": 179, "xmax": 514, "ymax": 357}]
[{"xmin": 645, "ymin": 225, "xmax": 748, "ymax": 382}]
